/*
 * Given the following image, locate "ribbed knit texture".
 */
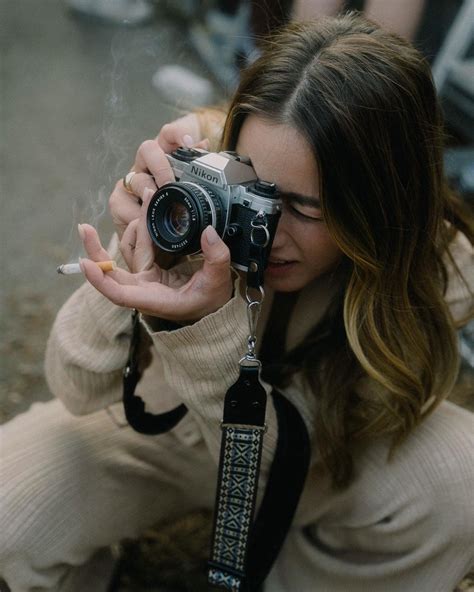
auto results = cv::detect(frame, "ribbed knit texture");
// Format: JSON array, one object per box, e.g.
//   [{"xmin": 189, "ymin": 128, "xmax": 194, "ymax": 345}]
[{"xmin": 1, "ymin": 232, "xmax": 472, "ymax": 591}]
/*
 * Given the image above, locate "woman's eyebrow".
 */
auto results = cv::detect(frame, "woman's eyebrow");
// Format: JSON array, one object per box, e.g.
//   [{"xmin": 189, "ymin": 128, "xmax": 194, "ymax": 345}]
[{"xmin": 282, "ymin": 191, "xmax": 321, "ymax": 208}]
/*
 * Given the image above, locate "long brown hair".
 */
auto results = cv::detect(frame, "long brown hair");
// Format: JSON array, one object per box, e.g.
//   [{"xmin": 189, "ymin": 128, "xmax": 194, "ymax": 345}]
[{"xmin": 222, "ymin": 13, "xmax": 474, "ymax": 487}]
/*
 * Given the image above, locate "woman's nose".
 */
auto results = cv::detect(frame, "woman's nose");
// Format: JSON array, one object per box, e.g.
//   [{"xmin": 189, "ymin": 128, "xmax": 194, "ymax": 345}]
[{"xmin": 270, "ymin": 214, "xmax": 290, "ymax": 249}]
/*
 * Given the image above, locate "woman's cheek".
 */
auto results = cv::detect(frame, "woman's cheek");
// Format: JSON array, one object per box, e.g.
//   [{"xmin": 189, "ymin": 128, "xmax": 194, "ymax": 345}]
[{"xmin": 303, "ymin": 225, "xmax": 342, "ymax": 275}]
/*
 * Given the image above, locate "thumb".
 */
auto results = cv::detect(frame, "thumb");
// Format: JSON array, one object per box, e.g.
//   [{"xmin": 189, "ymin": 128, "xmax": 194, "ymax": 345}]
[{"xmin": 200, "ymin": 226, "xmax": 231, "ymax": 284}]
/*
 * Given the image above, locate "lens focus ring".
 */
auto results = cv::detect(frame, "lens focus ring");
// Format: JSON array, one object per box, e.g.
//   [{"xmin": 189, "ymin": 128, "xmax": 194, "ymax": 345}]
[
  {"xmin": 185, "ymin": 183, "xmax": 215, "ymax": 228},
  {"xmin": 146, "ymin": 182, "xmax": 223, "ymax": 255}
]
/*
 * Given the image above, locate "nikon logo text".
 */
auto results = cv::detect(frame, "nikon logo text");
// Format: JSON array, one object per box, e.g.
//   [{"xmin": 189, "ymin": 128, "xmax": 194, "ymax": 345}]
[{"xmin": 191, "ymin": 166, "xmax": 219, "ymax": 184}]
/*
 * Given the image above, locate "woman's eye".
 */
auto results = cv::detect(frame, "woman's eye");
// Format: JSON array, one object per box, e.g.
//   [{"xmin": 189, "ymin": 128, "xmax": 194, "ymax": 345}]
[{"xmin": 288, "ymin": 204, "xmax": 323, "ymax": 221}]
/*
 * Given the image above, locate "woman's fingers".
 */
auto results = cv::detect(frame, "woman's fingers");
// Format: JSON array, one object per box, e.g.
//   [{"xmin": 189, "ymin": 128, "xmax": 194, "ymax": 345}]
[
  {"xmin": 130, "ymin": 188, "xmax": 157, "ymax": 273},
  {"xmin": 79, "ymin": 258, "xmax": 143, "ymax": 306},
  {"xmin": 108, "ymin": 177, "xmax": 145, "ymax": 240},
  {"xmin": 121, "ymin": 172, "xmax": 157, "ymax": 200},
  {"xmin": 174, "ymin": 226, "xmax": 233, "ymax": 317},
  {"xmin": 80, "ymin": 256, "xmax": 136, "ymax": 284},
  {"xmin": 79, "ymin": 223, "xmax": 141, "ymax": 286},
  {"xmin": 119, "ymin": 188, "xmax": 161, "ymax": 273},
  {"xmin": 134, "ymin": 139, "xmax": 175, "ymax": 187},
  {"xmin": 109, "ymin": 171, "xmax": 158, "ymax": 241},
  {"xmin": 135, "ymin": 188, "xmax": 155, "ymax": 253},
  {"xmin": 80, "ymin": 225, "xmax": 233, "ymax": 321},
  {"xmin": 78, "ymin": 223, "xmax": 111, "ymax": 261},
  {"xmin": 80, "ymin": 257, "xmax": 184, "ymax": 317},
  {"xmin": 113, "ymin": 115, "xmax": 206, "ymax": 242},
  {"xmin": 109, "ymin": 195, "xmax": 141, "ymax": 234},
  {"xmin": 112, "ymin": 116, "xmax": 207, "ymax": 243},
  {"xmin": 157, "ymin": 114, "xmax": 202, "ymax": 153},
  {"xmin": 120, "ymin": 219, "xmax": 139, "ymax": 272},
  {"xmin": 199, "ymin": 226, "xmax": 232, "ymax": 288},
  {"xmin": 79, "ymin": 223, "xmax": 135, "ymax": 285}
]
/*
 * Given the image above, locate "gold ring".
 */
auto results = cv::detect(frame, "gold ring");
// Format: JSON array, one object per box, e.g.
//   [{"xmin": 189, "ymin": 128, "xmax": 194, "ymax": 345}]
[{"xmin": 123, "ymin": 171, "xmax": 137, "ymax": 194}]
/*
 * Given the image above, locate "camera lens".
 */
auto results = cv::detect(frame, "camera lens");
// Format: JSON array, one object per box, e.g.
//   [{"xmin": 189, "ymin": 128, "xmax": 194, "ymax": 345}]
[
  {"xmin": 163, "ymin": 202, "xmax": 191, "ymax": 237},
  {"xmin": 147, "ymin": 182, "xmax": 224, "ymax": 255}
]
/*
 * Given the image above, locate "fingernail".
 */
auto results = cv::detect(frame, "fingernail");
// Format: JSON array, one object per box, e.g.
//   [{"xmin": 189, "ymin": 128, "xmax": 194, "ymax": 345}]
[
  {"xmin": 78, "ymin": 257, "xmax": 85, "ymax": 272},
  {"xmin": 183, "ymin": 134, "xmax": 194, "ymax": 148},
  {"xmin": 206, "ymin": 225, "xmax": 219, "ymax": 245},
  {"xmin": 78, "ymin": 224, "xmax": 85, "ymax": 240}
]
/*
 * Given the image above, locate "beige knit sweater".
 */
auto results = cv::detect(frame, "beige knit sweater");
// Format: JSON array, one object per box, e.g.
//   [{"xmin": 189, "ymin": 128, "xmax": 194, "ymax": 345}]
[{"xmin": 44, "ymin": 232, "xmax": 474, "ymax": 591}]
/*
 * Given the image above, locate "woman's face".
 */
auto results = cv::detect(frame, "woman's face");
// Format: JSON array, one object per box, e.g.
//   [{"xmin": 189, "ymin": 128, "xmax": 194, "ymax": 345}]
[{"xmin": 236, "ymin": 115, "xmax": 342, "ymax": 292}]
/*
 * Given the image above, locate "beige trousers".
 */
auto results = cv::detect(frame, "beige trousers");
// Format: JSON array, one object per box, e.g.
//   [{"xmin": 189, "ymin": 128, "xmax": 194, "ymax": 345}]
[
  {"xmin": 0, "ymin": 399, "xmax": 216, "ymax": 592},
  {"xmin": 1, "ymin": 398, "xmax": 474, "ymax": 592}
]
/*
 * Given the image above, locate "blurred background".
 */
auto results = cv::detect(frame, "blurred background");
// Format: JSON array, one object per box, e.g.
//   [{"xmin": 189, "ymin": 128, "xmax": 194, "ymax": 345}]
[{"xmin": 0, "ymin": 1, "xmax": 473, "ymax": 591}]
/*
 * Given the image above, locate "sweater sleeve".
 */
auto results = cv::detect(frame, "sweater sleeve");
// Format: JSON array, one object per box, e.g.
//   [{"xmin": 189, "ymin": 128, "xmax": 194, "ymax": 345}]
[
  {"xmin": 44, "ymin": 236, "xmax": 133, "ymax": 415},
  {"xmin": 140, "ymin": 281, "xmax": 316, "ymax": 479}
]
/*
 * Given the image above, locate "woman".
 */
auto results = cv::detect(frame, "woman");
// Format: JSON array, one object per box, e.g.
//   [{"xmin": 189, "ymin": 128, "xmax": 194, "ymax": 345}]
[{"xmin": 1, "ymin": 13, "xmax": 473, "ymax": 592}]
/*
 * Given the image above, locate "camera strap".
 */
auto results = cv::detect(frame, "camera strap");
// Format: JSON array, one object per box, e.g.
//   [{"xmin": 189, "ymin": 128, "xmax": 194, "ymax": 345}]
[
  {"xmin": 208, "ymin": 211, "xmax": 277, "ymax": 592},
  {"xmin": 121, "ymin": 212, "xmax": 310, "ymax": 592},
  {"xmin": 208, "ymin": 286, "xmax": 266, "ymax": 592},
  {"xmin": 122, "ymin": 309, "xmax": 188, "ymax": 435}
]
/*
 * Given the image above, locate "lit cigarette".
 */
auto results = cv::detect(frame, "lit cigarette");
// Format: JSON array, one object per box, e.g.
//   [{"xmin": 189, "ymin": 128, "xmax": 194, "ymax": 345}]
[{"xmin": 57, "ymin": 261, "xmax": 117, "ymax": 275}]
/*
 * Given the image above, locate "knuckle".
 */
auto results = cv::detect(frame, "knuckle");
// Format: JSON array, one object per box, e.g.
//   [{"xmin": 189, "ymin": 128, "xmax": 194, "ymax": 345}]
[
  {"xmin": 214, "ymin": 244, "xmax": 231, "ymax": 264},
  {"xmin": 139, "ymin": 139, "xmax": 161, "ymax": 154},
  {"xmin": 160, "ymin": 123, "xmax": 172, "ymax": 136},
  {"xmin": 209, "ymin": 251, "xmax": 230, "ymax": 268}
]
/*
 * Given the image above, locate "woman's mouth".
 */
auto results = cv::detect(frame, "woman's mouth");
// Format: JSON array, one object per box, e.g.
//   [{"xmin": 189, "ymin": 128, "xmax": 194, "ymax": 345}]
[{"xmin": 265, "ymin": 258, "xmax": 297, "ymax": 275}]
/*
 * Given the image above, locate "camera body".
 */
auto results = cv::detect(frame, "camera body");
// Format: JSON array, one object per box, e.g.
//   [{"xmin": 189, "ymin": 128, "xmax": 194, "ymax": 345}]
[{"xmin": 146, "ymin": 147, "xmax": 281, "ymax": 271}]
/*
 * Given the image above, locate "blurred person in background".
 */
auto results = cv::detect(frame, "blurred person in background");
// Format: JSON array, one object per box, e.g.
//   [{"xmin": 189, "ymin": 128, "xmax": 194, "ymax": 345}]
[
  {"xmin": 152, "ymin": 0, "xmax": 428, "ymax": 104},
  {"xmin": 293, "ymin": 0, "xmax": 426, "ymax": 40}
]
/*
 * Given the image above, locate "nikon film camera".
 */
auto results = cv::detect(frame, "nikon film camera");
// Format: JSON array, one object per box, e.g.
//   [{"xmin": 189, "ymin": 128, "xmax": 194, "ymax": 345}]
[{"xmin": 146, "ymin": 147, "xmax": 282, "ymax": 271}]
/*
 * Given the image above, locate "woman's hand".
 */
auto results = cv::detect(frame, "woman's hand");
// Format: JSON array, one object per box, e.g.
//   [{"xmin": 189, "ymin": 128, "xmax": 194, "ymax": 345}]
[
  {"xmin": 157, "ymin": 112, "xmax": 206, "ymax": 154},
  {"xmin": 79, "ymin": 190, "xmax": 233, "ymax": 323},
  {"xmin": 109, "ymin": 113, "xmax": 208, "ymax": 241}
]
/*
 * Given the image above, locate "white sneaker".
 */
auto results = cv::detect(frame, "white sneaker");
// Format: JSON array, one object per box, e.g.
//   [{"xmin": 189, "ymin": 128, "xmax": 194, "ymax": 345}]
[
  {"xmin": 152, "ymin": 65, "xmax": 215, "ymax": 108},
  {"xmin": 66, "ymin": 0, "xmax": 154, "ymax": 25}
]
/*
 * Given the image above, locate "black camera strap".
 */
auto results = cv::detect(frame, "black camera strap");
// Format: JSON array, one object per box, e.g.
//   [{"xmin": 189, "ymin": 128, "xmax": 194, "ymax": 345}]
[
  {"xmin": 208, "ymin": 284, "xmax": 266, "ymax": 591},
  {"xmin": 208, "ymin": 211, "xmax": 289, "ymax": 592},
  {"xmin": 121, "ymin": 212, "xmax": 310, "ymax": 592},
  {"xmin": 122, "ymin": 309, "xmax": 188, "ymax": 435}
]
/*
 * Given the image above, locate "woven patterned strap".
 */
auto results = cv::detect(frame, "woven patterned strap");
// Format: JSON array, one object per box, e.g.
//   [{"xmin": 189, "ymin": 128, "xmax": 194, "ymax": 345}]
[{"xmin": 209, "ymin": 424, "xmax": 265, "ymax": 590}]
